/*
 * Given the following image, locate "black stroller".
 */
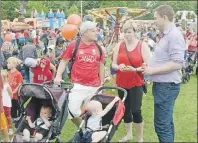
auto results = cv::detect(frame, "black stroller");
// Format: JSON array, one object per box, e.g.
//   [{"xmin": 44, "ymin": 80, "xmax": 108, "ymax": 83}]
[
  {"xmin": 11, "ymin": 81, "xmax": 73, "ymax": 142},
  {"xmin": 182, "ymin": 51, "xmax": 197, "ymax": 83},
  {"xmin": 72, "ymin": 86, "xmax": 127, "ymax": 143}
]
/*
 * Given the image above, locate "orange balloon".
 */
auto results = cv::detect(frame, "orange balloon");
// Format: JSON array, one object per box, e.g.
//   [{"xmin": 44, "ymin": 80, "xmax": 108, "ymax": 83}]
[
  {"xmin": 67, "ymin": 14, "xmax": 82, "ymax": 27},
  {"xmin": 61, "ymin": 24, "xmax": 78, "ymax": 40},
  {"xmin": 4, "ymin": 34, "xmax": 12, "ymax": 42}
]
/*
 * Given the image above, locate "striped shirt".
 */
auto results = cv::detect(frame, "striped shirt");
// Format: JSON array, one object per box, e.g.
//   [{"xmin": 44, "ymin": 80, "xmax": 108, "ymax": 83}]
[{"xmin": 1, "ymin": 42, "xmax": 12, "ymax": 53}]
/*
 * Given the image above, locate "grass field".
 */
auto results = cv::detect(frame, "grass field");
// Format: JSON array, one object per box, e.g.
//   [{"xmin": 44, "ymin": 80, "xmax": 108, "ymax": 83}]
[
  {"xmin": 0, "ymin": 65, "xmax": 197, "ymax": 142},
  {"xmin": 58, "ymin": 74, "xmax": 197, "ymax": 142}
]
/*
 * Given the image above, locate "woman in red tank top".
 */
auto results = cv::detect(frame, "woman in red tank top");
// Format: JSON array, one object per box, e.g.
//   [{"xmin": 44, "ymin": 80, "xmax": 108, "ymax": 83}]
[{"xmin": 112, "ymin": 20, "xmax": 150, "ymax": 142}]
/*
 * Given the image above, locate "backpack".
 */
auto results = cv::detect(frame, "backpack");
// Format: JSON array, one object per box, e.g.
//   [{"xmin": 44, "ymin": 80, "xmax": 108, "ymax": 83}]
[{"xmin": 67, "ymin": 38, "xmax": 103, "ymax": 78}]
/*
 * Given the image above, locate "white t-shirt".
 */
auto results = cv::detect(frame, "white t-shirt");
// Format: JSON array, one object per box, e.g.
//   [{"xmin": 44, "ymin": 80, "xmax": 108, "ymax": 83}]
[
  {"xmin": 2, "ymin": 83, "xmax": 12, "ymax": 107},
  {"xmin": 87, "ymin": 115, "xmax": 102, "ymax": 131},
  {"xmin": 11, "ymin": 33, "xmax": 16, "ymax": 40},
  {"xmin": 32, "ymin": 30, "xmax": 37, "ymax": 39}
]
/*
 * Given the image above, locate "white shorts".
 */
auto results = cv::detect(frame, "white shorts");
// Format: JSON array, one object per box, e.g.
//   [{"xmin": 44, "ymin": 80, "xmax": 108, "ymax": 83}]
[{"xmin": 68, "ymin": 83, "xmax": 99, "ymax": 119}]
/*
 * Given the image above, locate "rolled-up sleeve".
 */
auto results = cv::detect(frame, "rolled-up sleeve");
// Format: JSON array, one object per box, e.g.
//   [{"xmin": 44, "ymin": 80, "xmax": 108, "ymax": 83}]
[
  {"xmin": 61, "ymin": 40, "xmax": 76, "ymax": 60},
  {"xmin": 168, "ymin": 36, "xmax": 186, "ymax": 65}
]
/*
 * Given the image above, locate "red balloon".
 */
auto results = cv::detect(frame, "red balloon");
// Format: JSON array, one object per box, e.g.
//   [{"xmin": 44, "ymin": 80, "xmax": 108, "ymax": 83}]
[
  {"xmin": 61, "ymin": 24, "xmax": 78, "ymax": 40},
  {"xmin": 67, "ymin": 14, "xmax": 82, "ymax": 27},
  {"xmin": 4, "ymin": 34, "xmax": 12, "ymax": 42}
]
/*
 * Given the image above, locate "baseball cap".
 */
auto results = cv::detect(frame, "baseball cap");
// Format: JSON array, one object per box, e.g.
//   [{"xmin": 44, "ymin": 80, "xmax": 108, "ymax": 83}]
[
  {"xmin": 40, "ymin": 58, "xmax": 48, "ymax": 65},
  {"xmin": 80, "ymin": 21, "xmax": 96, "ymax": 35}
]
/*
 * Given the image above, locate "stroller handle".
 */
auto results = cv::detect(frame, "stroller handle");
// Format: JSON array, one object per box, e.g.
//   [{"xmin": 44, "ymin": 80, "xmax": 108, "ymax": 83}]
[
  {"xmin": 43, "ymin": 80, "xmax": 74, "ymax": 91},
  {"xmin": 96, "ymin": 86, "xmax": 127, "ymax": 102}
]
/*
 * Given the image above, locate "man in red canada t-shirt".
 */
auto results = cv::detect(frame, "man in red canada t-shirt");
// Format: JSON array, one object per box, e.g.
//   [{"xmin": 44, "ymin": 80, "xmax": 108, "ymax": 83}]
[{"xmin": 54, "ymin": 21, "xmax": 105, "ymax": 127}]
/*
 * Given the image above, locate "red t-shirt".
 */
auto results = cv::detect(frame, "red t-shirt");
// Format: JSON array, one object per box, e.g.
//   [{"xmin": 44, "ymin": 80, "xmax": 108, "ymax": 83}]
[
  {"xmin": 8, "ymin": 70, "xmax": 23, "ymax": 100},
  {"xmin": 188, "ymin": 36, "xmax": 198, "ymax": 52},
  {"xmin": 15, "ymin": 32, "xmax": 19, "ymax": 39},
  {"xmin": 186, "ymin": 30, "xmax": 192, "ymax": 38},
  {"xmin": 116, "ymin": 41, "xmax": 144, "ymax": 89},
  {"xmin": 31, "ymin": 58, "xmax": 53, "ymax": 84},
  {"xmin": 61, "ymin": 40, "xmax": 105, "ymax": 87},
  {"xmin": 24, "ymin": 30, "xmax": 29, "ymax": 38}
]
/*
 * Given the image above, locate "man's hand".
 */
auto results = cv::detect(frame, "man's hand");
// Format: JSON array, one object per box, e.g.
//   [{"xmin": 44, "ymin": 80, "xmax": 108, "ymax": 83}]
[
  {"xmin": 142, "ymin": 66, "xmax": 155, "ymax": 75},
  {"xmin": 54, "ymin": 76, "xmax": 64, "ymax": 85},
  {"xmin": 101, "ymin": 81, "xmax": 105, "ymax": 86}
]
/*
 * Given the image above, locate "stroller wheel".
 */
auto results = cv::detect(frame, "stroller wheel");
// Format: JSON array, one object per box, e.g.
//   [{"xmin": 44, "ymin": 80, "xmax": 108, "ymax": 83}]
[
  {"xmin": 187, "ymin": 74, "xmax": 190, "ymax": 81},
  {"xmin": 55, "ymin": 137, "xmax": 61, "ymax": 143},
  {"xmin": 182, "ymin": 76, "xmax": 186, "ymax": 84}
]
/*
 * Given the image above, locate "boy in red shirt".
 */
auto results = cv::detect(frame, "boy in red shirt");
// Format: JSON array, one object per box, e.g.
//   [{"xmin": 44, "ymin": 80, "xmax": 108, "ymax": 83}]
[{"xmin": 25, "ymin": 57, "xmax": 56, "ymax": 84}]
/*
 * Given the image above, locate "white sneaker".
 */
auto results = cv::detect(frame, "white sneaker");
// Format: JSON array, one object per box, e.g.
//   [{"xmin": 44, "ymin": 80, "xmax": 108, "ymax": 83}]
[{"xmin": 8, "ymin": 128, "xmax": 13, "ymax": 135}]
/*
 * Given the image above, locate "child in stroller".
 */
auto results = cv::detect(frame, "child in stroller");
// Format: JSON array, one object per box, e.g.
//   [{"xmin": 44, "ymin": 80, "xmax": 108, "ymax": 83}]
[
  {"xmin": 72, "ymin": 86, "xmax": 127, "ymax": 143},
  {"xmin": 81, "ymin": 96, "xmax": 120, "ymax": 142},
  {"xmin": 22, "ymin": 104, "xmax": 53, "ymax": 142},
  {"xmin": 12, "ymin": 81, "xmax": 74, "ymax": 143}
]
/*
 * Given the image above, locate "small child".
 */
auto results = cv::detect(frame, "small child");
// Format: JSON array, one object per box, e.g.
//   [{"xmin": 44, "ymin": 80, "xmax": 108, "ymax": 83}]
[
  {"xmin": 22, "ymin": 105, "xmax": 52, "ymax": 142},
  {"xmin": 1, "ymin": 70, "xmax": 13, "ymax": 135},
  {"xmin": 7, "ymin": 57, "xmax": 23, "ymax": 120},
  {"xmin": 82, "ymin": 96, "xmax": 120, "ymax": 143},
  {"xmin": 0, "ymin": 75, "xmax": 10, "ymax": 142},
  {"xmin": 24, "ymin": 57, "xmax": 56, "ymax": 84}
]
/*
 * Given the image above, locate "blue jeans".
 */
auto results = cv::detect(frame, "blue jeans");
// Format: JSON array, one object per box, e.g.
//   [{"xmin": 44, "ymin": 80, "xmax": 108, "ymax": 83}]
[
  {"xmin": 152, "ymin": 82, "xmax": 180, "ymax": 142},
  {"xmin": 24, "ymin": 66, "xmax": 33, "ymax": 83}
]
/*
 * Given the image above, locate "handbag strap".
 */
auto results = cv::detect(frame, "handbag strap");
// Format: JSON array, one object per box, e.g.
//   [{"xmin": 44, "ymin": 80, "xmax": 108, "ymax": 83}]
[{"xmin": 123, "ymin": 41, "xmax": 143, "ymax": 81}]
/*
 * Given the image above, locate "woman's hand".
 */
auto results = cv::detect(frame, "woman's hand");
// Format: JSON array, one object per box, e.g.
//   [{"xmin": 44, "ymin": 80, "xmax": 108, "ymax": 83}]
[
  {"xmin": 118, "ymin": 64, "xmax": 127, "ymax": 72},
  {"xmin": 124, "ymin": 66, "xmax": 144, "ymax": 72},
  {"xmin": 124, "ymin": 66, "xmax": 135, "ymax": 72}
]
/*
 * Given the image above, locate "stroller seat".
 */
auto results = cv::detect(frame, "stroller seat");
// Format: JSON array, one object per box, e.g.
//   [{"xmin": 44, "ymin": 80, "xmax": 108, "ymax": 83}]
[
  {"xmin": 12, "ymin": 98, "xmax": 56, "ymax": 142},
  {"xmin": 12, "ymin": 82, "xmax": 73, "ymax": 143},
  {"xmin": 72, "ymin": 94, "xmax": 125, "ymax": 143}
]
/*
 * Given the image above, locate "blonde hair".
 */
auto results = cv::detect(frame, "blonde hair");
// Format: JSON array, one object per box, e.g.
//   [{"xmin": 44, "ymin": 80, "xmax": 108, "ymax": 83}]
[
  {"xmin": 122, "ymin": 20, "xmax": 136, "ymax": 33},
  {"xmin": 7, "ymin": 57, "xmax": 22, "ymax": 66},
  {"xmin": 86, "ymin": 100, "xmax": 103, "ymax": 114},
  {"xmin": 1, "ymin": 69, "xmax": 8, "ymax": 82}
]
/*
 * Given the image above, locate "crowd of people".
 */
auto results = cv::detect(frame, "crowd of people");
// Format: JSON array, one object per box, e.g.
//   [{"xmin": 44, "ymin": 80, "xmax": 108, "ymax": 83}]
[{"xmin": 0, "ymin": 4, "xmax": 197, "ymax": 142}]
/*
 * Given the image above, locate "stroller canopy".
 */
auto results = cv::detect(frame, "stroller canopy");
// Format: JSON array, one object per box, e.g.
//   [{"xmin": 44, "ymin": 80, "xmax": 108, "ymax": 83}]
[{"xmin": 18, "ymin": 83, "xmax": 68, "ymax": 110}]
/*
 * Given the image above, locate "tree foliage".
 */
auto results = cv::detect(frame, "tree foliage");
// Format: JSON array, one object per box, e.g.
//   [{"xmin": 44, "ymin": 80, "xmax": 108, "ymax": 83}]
[
  {"xmin": 1, "ymin": 1, "xmax": 20, "ymax": 21},
  {"xmin": 1, "ymin": 1, "xmax": 197, "ymax": 20},
  {"xmin": 68, "ymin": 5, "xmax": 79, "ymax": 16}
]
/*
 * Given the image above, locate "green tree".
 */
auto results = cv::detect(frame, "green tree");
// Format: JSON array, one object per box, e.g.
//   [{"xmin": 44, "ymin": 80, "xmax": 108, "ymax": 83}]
[
  {"xmin": 100, "ymin": 1, "xmax": 127, "ymax": 8},
  {"xmin": 1, "ymin": 1, "xmax": 20, "ymax": 20},
  {"xmin": 68, "ymin": 5, "xmax": 79, "ymax": 16},
  {"xmin": 79, "ymin": 1, "xmax": 101, "ymax": 15}
]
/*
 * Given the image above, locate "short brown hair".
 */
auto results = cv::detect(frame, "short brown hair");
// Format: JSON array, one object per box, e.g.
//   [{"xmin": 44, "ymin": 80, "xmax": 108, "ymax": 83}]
[{"xmin": 155, "ymin": 5, "xmax": 175, "ymax": 22}]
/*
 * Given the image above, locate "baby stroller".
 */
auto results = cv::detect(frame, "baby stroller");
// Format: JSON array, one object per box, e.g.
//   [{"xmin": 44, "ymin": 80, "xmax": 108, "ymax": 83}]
[
  {"xmin": 11, "ymin": 81, "xmax": 74, "ymax": 142},
  {"xmin": 72, "ymin": 86, "xmax": 127, "ymax": 143},
  {"xmin": 182, "ymin": 51, "xmax": 197, "ymax": 83}
]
